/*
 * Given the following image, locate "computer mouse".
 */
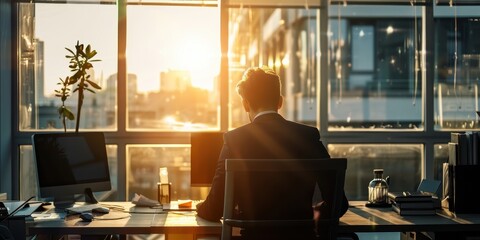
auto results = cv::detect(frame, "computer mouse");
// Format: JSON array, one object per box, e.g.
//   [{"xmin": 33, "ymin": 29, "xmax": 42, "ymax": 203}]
[
  {"xmin": 92, "ymin": 206, "xmax": 110, "ymax": 214},
  {"xmin": 79, "ymin": 212, "xmax": 94, "ymax": 222}
]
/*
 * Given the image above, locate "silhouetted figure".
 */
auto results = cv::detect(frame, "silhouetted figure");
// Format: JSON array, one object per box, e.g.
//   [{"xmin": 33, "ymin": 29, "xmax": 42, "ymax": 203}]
[{"xmin": 196, "ymin": 67, "xmax": 348, "ymax": 238}]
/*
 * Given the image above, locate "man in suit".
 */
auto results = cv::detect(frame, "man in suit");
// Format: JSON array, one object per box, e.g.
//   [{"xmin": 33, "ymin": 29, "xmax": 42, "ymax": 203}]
[{"xmin": 196, "ymin": 67, "xmax": 348, "ymax": 235}]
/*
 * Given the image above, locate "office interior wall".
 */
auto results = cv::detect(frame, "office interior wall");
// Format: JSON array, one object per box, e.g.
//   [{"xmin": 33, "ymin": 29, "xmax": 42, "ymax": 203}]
[{"xmin": 0, "ymin": 0, "xmax": 13, "ymax": 197}]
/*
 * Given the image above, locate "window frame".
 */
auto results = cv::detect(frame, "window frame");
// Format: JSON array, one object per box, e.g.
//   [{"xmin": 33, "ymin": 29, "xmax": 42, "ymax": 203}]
[{"xmin": 5, "ymin": 0, "xmax": 467, "ymax": 199}]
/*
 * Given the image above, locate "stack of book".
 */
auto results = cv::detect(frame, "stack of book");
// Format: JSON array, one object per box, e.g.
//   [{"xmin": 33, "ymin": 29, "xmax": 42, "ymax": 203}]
[
  {"xmin": 444, "ymin": 132, "xmax": 480, "ymax": 213},
  {"xmin": 388, "ymin": 191, "xmax": 438, "ymax": 216}
]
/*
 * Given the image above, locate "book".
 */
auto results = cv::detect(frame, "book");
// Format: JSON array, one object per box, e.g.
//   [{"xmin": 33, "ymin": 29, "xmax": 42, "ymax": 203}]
[
  {"xmin": 391, "ymin": 200, "xmax": 435, "ymax": 209},
  {"xmin": 451, "ymin": 132, "xmax": 469, "ymax": 165},
  {"xmin": 448, "ymin": 142, "xmax": 458, "ymax": 166},
  {"xmin": 442, "ymin": 163, "xmax": 454, "ymax": 211},
  {"xmin": 392, "ymin": 204, "xmax": 436, "ymax": 216},
  {"xmin": 473, "ymin": 132, "xmax": 479, "ymax": 165},
  {"xmin": 388, "ymin": 191, "xmax": 434, "ymax": 202}
]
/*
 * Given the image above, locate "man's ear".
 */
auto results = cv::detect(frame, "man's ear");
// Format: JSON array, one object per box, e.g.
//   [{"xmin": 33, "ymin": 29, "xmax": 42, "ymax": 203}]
[
  {"xmin": 242, "ymin": 98, "xmax": 250, "ymax": 112},
  {"xmin": 277, "ymin": 96, "xmax": 283, "ymax": 110}
]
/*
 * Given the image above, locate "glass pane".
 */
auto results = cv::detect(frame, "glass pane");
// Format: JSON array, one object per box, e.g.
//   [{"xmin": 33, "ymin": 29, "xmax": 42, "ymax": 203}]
[
  {"xmin": 20, "ymin": 145, "xmax": 118, "ymax": 201},
  {"xmin": 328, "ymin": 144, "xmax": 422, "ymax": 200},
  {"xmin": 228, "ymin": 8, "xmax": 319, "ymax": 129},
  {"xmin": 126, "ymin": 145, "xmax": 209, "ymax": 201},
  {"xmin": 126, "ymin": 6, "xmax": 220, "ymax": 131},
  {"xmin": 434, "ymin": 6, "xmax": 480, "ymax": 130},
  {"xmin": 328, "ymin": 5, "xmax": 423, "ymax": 130},
  {"xmin": 18, "ymin": 3, "xmax": 118, "ymax": 131}
]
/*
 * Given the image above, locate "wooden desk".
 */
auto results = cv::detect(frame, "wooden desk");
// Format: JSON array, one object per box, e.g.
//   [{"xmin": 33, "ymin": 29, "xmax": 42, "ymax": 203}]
[
  {"xmin": 29, "ymin": 202, "xmax": 221, "ymax": 239},
  {"xmin": 340, "ymin": 201, "xmax": 480, "ymax": 234},
  {"xmin": 29, "ymin": 201, "xmax": 480, "ymax": 239}
]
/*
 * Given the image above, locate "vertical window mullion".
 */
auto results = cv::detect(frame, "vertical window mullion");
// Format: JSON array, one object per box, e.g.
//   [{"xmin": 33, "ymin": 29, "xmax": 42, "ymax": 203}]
[
  {"xmin": 220, "ymin": 0, "xmax": 229, "ymax": 132},
  {"xmin": 319, "ymin": 0, "xmax": 328, "ymax": 136},
  {"xmin": 118, "ymin": 0, "xmax": 127, "ymax": 135},
  {"xmin": 423, "ymin": 1, "xmax": 435, "ymax": 179},
  {"xmin": 117, "ymin": 0, "xmax": 127, "ymax": 200}
]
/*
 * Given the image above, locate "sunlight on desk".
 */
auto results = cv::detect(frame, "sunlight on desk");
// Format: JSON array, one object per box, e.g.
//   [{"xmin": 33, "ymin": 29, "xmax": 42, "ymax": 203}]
[{"xmin": 29, "ymin": 201, "xmax": 480, "ymax": 240}]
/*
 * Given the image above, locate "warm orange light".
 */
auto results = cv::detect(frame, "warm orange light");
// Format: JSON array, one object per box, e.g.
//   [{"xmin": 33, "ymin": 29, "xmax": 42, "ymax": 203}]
[{"xmin": 163, "ymin": 116, "xmax": 176, "ymax": 125}]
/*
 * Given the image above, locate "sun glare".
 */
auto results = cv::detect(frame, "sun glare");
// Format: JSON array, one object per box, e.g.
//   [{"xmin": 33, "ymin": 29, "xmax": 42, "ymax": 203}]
[
  {"xmin": 175, "ymin": 40, "xmax": 220, "ymax": 91},
  {"xmin": 128, "ymin": 7, "xmax": 220, "ymax": 94}
]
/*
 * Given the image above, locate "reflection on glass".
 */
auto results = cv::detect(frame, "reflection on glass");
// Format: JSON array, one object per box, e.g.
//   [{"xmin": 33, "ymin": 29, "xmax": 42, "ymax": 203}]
[
  {"xmin": 18, "ymin": 3, "xmax": 117, "ymax": 131},
  {"xmin": 328, "ymin": 5, "xmax": 423, "ymax": 130},
  {"xmin": 328, "ymin": 144, "xmax": 422, "ymax": 200},
  {"xmin": 126, "ymin": 145, "xmax": 208, "ymax": 201},
  {"xmin": 20, "ymin": 145, "xmax": 118, "ymax": 201},
  {"xmin": 126, "ymin": 6, "xmax": 220, "ymax": 131},
  {"xmin": 228, "ymin": 8, "xmax": 319, "ymax": 129},
  {"xmin": 434, "ymin": 6, "xmax": 480, "ymax": 130}
]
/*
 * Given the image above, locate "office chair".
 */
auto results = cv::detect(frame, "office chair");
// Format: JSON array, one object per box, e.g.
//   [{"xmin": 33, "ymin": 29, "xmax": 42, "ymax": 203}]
[
  {"xmin": 0, "ymin": 225, "xmax": 14, "ymax": 240},
  {"xmin": 222, "ymin": 158, "xmax": 354, "ymax": 240}
]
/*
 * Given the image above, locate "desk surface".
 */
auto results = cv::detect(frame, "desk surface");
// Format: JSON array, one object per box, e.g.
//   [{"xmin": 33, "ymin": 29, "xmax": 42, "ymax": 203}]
[
  {"xmin": 29, "ymin": 201, "xmax": 480, "ymax": 236},
  {"xmin": 339, "ymin": 201, "xmax": 480, "ymax": 233},
  {"xmin": 29, "ymin": 202, "xmax": 221, "ymax": 236}
]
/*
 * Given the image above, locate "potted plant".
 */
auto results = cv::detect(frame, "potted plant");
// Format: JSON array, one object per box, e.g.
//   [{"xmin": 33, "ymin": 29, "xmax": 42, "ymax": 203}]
[{"xmin": 55, "ymin": 41, "xmax": 101, "ymax": 132}]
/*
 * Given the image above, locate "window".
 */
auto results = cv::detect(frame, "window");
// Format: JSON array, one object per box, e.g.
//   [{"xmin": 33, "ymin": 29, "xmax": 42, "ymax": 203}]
[
  {"xmin": 328, "ymin": 5, "xmax": 423, "ymax": 130},
  {"xmin": 18, "ymin": 3, "xmax": 118, "ymax": 131},
  {"xmin": 126, "ymin": 6, "xmax": 220, "ymax": 131},
  {"xmin": 228, "ymin": 7, "xmax": 320, "ymax": 128},
  {"xmin": 434, "ymin": 5, "xmax": 480, "ymax": 130},
  {"xmin": 328, "ymin": 144, "xmax": 422, "ymax": 200},
  {"xmin": 8, "ymin": 0, "xmax": 480, "ymax": 201},
  {"xmin": 126, "ymin": 145, "xmax": 209, "ymax": 201}
]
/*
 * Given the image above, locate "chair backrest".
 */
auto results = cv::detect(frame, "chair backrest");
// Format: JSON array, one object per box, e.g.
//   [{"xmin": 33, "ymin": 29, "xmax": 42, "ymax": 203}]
[{"xmin": 222, "ymin": 158, "xmax": 347, "ymax": 240}]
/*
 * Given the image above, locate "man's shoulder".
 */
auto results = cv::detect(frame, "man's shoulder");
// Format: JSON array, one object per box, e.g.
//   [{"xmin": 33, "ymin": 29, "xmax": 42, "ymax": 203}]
[
  {"xmin": 225, "ymin": 123, "xmax": 252, "ymax": 137},
  {"xmin": 283, "ymin": 119, "xmax": 320, "ymax": 133},
  {"xmin": 227, "ymin": 118, "xmax": 319, "ymax": 136}
]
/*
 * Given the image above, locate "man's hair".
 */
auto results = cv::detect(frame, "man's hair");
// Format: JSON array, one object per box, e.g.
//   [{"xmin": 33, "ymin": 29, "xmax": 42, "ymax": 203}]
[{"xmin": 236, "ymin": 66, "xmax": 282, "ymax": 110}]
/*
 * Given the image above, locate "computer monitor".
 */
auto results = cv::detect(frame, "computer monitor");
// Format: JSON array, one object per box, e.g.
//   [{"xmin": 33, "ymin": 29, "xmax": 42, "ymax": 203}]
[
  {"xmin": 190, "ymin": 132, "xmax": 224, "ymax": 187},
  {"xmin": 32, "ymin": 132, "xmax": 111, "ymax": 208}
]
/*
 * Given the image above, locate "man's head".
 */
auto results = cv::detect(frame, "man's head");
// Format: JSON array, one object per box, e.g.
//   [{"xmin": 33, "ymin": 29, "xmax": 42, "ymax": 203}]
[{"xmin": 236, "ymin": 66, "xmax": 283, "ymax": 114}]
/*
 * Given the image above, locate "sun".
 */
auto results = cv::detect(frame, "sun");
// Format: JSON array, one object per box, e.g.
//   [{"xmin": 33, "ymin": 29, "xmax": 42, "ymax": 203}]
[{"xmin": 174, "ymin": 40, "xmax": 220, "ymax": 91}]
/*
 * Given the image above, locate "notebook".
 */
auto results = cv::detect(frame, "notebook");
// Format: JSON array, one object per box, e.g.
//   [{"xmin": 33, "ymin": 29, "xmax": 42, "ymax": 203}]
[
  {"xmin": 2, "ymin": 201, "xmax": 42, "ymax": 217},
  {"xmin": 162, "ymin": 200, "xmax": 202, "ymax": 211}
]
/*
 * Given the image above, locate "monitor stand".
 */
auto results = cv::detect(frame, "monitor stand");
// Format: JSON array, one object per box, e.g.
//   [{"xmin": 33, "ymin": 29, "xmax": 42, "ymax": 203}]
[
  {"xmin": 53, "ymin": 195, "xmax": 75, "ymax": 209},
  {"xmin": 84, "ymin": 188, "xmax": 99, "ymax": 204},
  {"xmin": 53, "ymin": 188, "xmax": 99, "ymax": 209}
]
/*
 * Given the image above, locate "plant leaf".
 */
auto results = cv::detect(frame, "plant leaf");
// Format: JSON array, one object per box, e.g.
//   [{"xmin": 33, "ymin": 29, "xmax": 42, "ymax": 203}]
[
  {"xmin": 85, "ymin": 88, "xmax": 95, "ymax": 94},
  {"xmin": 65, "ymin": 47, "xmax": 75, "ymax": 56},
  {"xmin": 86, "ymin": 80, "xmax": 101, "ymax": 89},
  {"xmin": 64, "ymin": 108, "xmax": 75, "ymax": 120},
  {"xmin": 83, "ymin": 62, "xmax": 93, "ymax": 69},
  {"xmin": 88, "ymin": 50, "xmax": 97, "ymax": 59}
]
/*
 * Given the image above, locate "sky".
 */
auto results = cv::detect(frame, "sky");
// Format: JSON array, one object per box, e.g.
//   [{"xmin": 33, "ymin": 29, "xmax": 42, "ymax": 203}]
[{"xmin": 35, "ymin": 4, "xmax": 220, "ymax": 96}]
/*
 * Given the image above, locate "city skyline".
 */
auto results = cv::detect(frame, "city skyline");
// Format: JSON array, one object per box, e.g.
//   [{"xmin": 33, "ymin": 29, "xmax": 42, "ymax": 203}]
[{"xmin": 35, "ymin": 4, "xmax": 220, "ymax": 96}]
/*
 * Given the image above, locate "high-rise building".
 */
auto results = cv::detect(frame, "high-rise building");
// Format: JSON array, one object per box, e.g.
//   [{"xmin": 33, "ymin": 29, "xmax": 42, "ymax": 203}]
[{"xmin": 159, "ymin": 69, "xmax": 191, "ymax": 92}]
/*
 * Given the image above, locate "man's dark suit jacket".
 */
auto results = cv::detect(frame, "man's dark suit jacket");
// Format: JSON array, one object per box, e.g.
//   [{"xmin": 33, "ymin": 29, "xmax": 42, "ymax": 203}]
[{"xmin": 196, "ymin": 113, "xmax": 348, "ymax": 222}]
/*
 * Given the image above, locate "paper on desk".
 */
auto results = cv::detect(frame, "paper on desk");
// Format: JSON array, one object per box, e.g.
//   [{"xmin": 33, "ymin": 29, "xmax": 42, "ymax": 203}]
[
  {"xmin": 31, "ymin": 212, "xmax": 65, "ymax": 221},
  {"xmin": 131, "ymin": 193, "xmax": 160, "ymax": 207}
]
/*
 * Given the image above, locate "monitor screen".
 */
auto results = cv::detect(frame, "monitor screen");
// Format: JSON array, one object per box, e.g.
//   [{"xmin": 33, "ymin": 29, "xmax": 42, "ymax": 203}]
[
  {"xmin": 32, "ymin": 132, "xmax": 111, "ymax": 205},
  {"xmin": 190, "ymin": 132, "xmax": 224, "ymax": 187}
]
